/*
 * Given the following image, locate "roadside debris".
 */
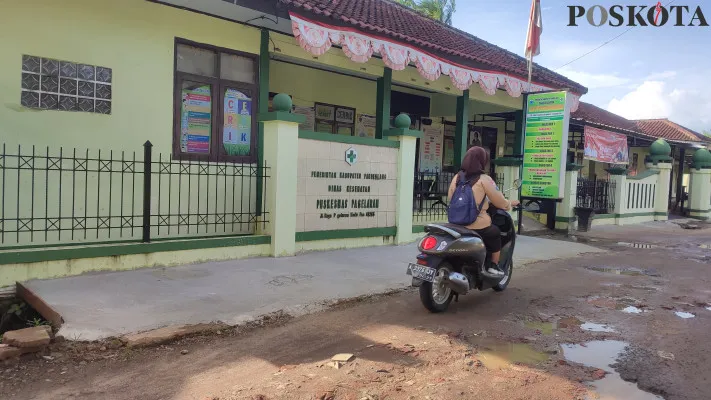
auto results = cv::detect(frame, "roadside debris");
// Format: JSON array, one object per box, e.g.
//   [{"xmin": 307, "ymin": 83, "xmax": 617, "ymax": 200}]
[{"xmin": 330, "ymin": 353, "xmax": 355, "ymax": 369}]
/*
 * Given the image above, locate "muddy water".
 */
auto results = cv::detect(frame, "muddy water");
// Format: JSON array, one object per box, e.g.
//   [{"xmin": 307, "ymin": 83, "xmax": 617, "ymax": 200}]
[
  {"xmin": 472, "ymin": 338, "xmax": 549, "ymax": 370},
  {"xmin": 581, "ymin": 323, "xmax": 616, "ymax": 333},
  {"xmin": 674, "ymin": 311, "xmax": 695, "ymax": 319},
  {"xmin": 562, "ymin": 341, "xmax": 662, "ymax": 400}
]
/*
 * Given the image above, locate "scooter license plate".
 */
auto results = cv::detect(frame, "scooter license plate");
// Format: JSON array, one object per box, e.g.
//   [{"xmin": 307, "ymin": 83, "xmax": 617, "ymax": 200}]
[{"xmin": 407, "ymin": 263, "xmax": 436, "ymax": 282}]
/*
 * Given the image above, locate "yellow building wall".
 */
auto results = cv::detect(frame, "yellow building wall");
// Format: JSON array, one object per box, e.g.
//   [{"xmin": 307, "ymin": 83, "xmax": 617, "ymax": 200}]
[
  {"xmin": 0, "ymin": 0, "xmax": 262, "ymax": 154},
  {"xmin": 270, "ymin": 61, "xmax": 378, "ymax": 117}
]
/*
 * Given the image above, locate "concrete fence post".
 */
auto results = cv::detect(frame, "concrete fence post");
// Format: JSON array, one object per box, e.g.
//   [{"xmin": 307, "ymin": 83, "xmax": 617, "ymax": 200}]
[
  {"xmin": 645, "ymin": 139, "xmax": 673, "ymax": 221},
  {"xmin": 556, "ymin": 165, "xmax": 581, "ymax": 232},
  {"xmin": 384, "ymin": 114, "xmax": 422, "ymax": 245},
  {"xmin": 606, "ymin": 168, "xmax": 627, "ymax": 225},
  {"xmin": 259, "ymin": 94, "xmax": 305, "ymax": 257},
  {"xmin": 493, "ymin": 158, "xmax": 522, "ymax": 229},
  {"xmin": 688, "ymin": 148, "xmax": 711, "ymax": 220}
]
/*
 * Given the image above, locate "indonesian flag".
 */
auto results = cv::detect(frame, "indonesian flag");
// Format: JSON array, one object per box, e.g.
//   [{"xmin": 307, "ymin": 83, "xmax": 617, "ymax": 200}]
[{"xmin": 525, "ymin": 0, "xmax": 542, "ymax": 87}]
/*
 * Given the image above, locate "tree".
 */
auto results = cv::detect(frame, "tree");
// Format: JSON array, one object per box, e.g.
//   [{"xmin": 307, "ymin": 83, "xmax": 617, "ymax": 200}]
[{"xmin": 394, "ymin": 0, "xmax": 457, "ymax": 25}]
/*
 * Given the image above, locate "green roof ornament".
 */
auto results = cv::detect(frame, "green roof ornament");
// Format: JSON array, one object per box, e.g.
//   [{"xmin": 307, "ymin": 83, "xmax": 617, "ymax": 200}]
[
  {"xmin": 272, "ymin": 93, "xmax": 292, "ymax": 113},
  {"xmin": 646, "ymin": 138, "xmax": 673, "ymax": 164},
  {"xmin": 691, "ymin": 148, "xmax": 711, "ymax": 169},
  {"xmin": 394, "ymin": 113, "xmax": 411, "ymax": 129}
]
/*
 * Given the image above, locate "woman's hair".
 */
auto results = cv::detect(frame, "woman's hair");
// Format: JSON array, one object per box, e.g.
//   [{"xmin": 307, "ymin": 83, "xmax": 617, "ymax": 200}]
[{"xmin": 460, "ymin": 146, "xmax": 489, "ymax": 185}]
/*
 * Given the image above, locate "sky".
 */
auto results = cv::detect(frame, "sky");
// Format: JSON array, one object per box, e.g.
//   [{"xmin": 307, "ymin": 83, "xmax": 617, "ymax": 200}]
[{"xmin": 451, "ymin": 0, "xmax": 711, "ymax": 133}]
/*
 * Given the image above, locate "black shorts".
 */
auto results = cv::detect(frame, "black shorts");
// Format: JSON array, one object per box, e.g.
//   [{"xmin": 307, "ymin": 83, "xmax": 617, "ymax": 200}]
[{"xmin": 474, "ymin": 225, "xmax": 502, "ymax": 253}]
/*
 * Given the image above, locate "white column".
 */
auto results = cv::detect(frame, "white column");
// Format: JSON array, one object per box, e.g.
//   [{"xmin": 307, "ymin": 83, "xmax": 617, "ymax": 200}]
[
  {"xmin": 385, "ymin": 114, "xmax": 421, "ymax": 245},
  {"xmin": 556, "ymin": 169, "xmax": 579, "ymax": 231},
  {"xmin": 260, "ymin": 94, "xmax": 304, "ymax": 257},
  {"xmin": 688, "ymin": 169, "xmax": 711, "ymax": 220},
  {"xmin": 646, "ymin": 162, "xmax": 672, "ymax": 221},
  {"xmin": 609, "ymin": 174, "xmax": 627, "ymax": 225},
  {"xmin": 498, "ymin": 165, "xmax": 520, "ymax": 226}
]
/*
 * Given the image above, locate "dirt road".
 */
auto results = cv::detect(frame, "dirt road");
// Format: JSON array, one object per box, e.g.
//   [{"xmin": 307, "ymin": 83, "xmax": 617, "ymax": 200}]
[{"xmin": 3, "ymin": 221, "xmax": 711, "ymax": 400}]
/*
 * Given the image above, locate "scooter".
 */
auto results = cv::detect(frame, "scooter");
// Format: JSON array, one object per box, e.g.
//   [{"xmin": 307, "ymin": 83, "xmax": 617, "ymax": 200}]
[{"xmin": 406, "ymin": 180, "xmax": 522, "ymax": 313}]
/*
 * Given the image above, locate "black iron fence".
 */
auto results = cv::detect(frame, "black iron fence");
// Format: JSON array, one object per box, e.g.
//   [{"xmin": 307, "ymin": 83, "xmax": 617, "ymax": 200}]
[
  {"xmin": 576, "ymin": 177, "xmax": 616, "ymax": 214},
  {"xmin": 413, "ymin": 171, "xmax": 454, "ymax": 223},
  {"xmin": 0, "ymin": 142, "xmax": 269, "ymax": 248}
]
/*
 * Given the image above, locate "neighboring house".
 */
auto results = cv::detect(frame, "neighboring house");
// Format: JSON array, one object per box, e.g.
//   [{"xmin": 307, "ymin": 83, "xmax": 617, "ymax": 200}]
[{"xmin": 635, "ymin": 119, "xmax": 711, "ymax": 209}]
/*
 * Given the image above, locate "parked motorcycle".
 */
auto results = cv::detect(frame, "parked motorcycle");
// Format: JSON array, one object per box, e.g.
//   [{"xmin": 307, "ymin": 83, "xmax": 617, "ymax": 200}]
[{"xmin": 406, "ymin": 180, "xmax": 522, "ymax": 313}]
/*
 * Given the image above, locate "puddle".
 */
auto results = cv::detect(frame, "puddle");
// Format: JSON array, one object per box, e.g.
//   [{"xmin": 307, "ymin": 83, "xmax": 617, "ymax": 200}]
[
  {"xmin": 524, "ymin": 321, "xmax": 555, "ymax": 335},
  {"xmin": 700, "ymin": 244, "xmax": 710, "ymax": 249},
  {"xmin": 617, "ymin": 242, "xmax": 658, "ymax": 249},
  {"xmin": 471, "ymin": 338, "xmax": 549, "ymax": 370},
  {"xmin": 562, "ymin": 341, "xmax": 662, "ymax": 400},
  {"xmin": 524, "ymin": 317, "xmax": 583, "ymax": 334},
  {"xmin": 585, "ymin": 266, "xmax": 661, "ymax": 277},
  {"xmin": 581, "ymin": 323, "xmax": 616, "ymax": 333},
  {"xmin": 707, "ymin": 307, "xmax": 711, "ymax": 312},
  {"xmin": 674, "ymin": 311, "xmax": 695, "ymax": 319},
  {"xmin": 622, "ymin": 306, "xmax": 643, "ymax": 314}
]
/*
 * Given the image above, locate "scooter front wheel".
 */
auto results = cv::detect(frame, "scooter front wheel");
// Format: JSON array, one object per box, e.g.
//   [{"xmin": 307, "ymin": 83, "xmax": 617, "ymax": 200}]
[{"xmin": 419, "ymin": 264, "xmax": 454, "ymax": 313}]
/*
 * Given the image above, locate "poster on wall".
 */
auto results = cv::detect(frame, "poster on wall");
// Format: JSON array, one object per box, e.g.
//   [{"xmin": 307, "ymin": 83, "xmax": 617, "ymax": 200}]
[
  {"xmin": 521, "ymin": 91, "xmax": 570, "ymax": 200},
  {"xmin": 292, "ymin": 105, "xmax": 315, "ymax": 132},
  {"xmin": 583, "ymin": 126, "xmax": 629, "ymax": 165},
  {"xmin": 443, "ymin": 137, "xmax": 454, "ymax": 167},
  {"xmin": 223, "ymin": 89, "xmax": 251, "ymax": 156},
  {"xmin": 356, "ymin": 114, "xmax": 377, "ymax": 138},
  {"xmin": 420, "ymin": 124, "xmax": 443, "ymax": 172},
  {"xmin": 180, "ymin": 85, "xmax": 212, "ymax": 154}
]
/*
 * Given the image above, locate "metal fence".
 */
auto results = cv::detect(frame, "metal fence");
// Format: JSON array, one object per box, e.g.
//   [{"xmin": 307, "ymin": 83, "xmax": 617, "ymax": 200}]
[
  {"xmin": 412, "ymin": 171, "xmax": 455, "ymax": 224},
  {"xmin": 576, "ymin": 177, "xmax": 616, "ymax": 214},
  {"xmin": 0, "ymin": 142, "xmax": 269, "ymax": 248}
]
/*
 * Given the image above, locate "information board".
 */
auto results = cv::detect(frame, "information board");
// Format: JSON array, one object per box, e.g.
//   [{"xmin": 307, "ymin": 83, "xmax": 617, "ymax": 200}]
[{"xmin": 521, "ymin": 91, "xmax": 570, "ymax": 199}]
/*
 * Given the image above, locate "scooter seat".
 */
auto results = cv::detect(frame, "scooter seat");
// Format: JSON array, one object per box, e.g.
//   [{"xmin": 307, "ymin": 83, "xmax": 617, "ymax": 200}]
[{"xmin": 425, "ymin": 223, "xmax": 480, "ymax": 238}]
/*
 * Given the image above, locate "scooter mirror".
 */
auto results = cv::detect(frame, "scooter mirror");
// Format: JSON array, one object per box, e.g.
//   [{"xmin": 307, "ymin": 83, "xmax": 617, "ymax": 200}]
[{"xmin": 512, "ymin": 179, "xmax": 522, "ymax": 190}]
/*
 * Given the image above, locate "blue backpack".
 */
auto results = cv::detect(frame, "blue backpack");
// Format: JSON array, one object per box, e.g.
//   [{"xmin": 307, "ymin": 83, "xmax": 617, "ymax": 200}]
[{"xmin": 447, "ymin": 173, "xmax": 486, "ymax": 226}]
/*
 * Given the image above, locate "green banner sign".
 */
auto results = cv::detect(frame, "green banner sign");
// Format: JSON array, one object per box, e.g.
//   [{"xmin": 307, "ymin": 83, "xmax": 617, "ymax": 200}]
[{"xmin": 521, "ymin": 91, "xmax": 570, "ymax": 199}]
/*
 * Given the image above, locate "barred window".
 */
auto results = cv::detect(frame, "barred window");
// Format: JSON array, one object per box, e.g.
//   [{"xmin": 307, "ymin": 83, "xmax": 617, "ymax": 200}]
[
  {"xmin": 173, "ymin": 40, "xmax": 258, "ymax": 163},
  {"xmin": 21, "ymin": 55, "xmax": 112, "ymax": 114}
]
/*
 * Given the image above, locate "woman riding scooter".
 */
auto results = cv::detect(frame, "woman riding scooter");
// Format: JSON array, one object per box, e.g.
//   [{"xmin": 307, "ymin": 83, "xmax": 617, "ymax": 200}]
[{"xmin": 447, "ymin": 147, "xmax": 520, "ymax": 277}]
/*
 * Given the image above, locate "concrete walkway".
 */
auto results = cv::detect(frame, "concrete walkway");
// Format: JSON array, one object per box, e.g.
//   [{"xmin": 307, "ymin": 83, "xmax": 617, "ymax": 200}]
[{"xmin": 24, "ymin": 236, "xmax": 602, "ymax": 341}]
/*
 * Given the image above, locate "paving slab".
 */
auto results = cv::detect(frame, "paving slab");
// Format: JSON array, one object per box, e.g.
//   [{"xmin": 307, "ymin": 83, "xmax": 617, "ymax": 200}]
[{"xmin": 23, "ymin": 235, "xmax": 601, "ymax": 341}]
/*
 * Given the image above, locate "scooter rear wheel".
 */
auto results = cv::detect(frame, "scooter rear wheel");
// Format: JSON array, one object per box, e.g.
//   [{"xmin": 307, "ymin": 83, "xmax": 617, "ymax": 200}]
[{"xmin": 419, "ymin": 264, "xmax": 454, "ymax": 313}]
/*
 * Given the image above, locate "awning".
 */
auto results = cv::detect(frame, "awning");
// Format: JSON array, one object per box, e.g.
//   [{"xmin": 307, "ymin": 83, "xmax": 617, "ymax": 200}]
[{"xmin": 289, "ymin": 12, "xmax": 581, "ymax": 112}]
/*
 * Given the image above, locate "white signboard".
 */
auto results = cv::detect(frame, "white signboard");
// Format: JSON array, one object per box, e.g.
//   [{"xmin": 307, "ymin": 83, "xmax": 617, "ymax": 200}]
[
  {"xmin": 419, "ymin": 123, "xmax": 443, "ymax": 172},
  {"xmin": 297, "ymin": 139, "xmax": 398, "ymax": 232}
]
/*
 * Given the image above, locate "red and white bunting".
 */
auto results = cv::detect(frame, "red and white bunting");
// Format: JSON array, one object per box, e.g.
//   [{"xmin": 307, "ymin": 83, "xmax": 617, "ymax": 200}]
[{"xmin": 290, "ymin": 13, "xmax": 580, "ymax": 112}]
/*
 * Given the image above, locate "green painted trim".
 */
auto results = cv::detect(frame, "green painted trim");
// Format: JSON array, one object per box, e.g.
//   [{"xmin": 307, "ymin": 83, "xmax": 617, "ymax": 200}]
[
  {"xmin": 382, "ymin": 127, "xmax": 422, "ymax": 139},
  {"xmin": 606, "ymin": 167, "xmax": 628, "ymax": 175},
  {"xmin": 0, "ymin": 235, "xmax": 271, "ymax": 265},
  {"xmin": 295, "ymin": 227, "xmax": 397, "ymax": 242},
  {"xmin": 687, "ymin": 208, "xmax": 711, "ymax": 213},
  {"xmin": 299, "ymin": 131, "xmax": 400, "ymax": 148},
  {"xmin": 620, "ymin": 212, "xmax": 667, "ymax": 218},
  {"xmin": 412, "ymin": 225, "xmax": 426, "ymax": 233},
  {"xmin": 494, "ymin": 157, "xmax": 523, "ymax": 166},
  {"xmin": 454, "ymin": 90, "xmax": 470, "ymax": 168},
  {"xmin": 555, "ymin": 216, "xmax": 577, "ymax": 222},
  {"xmin": 691, "ymin": 164, "xmax": 711, "ymax": 170},
  {"xmin": 259, "ymin": 111, "xmax": 306, "ymax": 123},
  {"xmin": 513, "ymin": 109, "xmax": 524, "ymax": 158},
  {"xmin": 257, "ymin": 29, "xmax": 270, "ymax": 217},
  {"xmin": 375, "ymin": 68, "xmax": 392, "ymax": 140},
  {"xmin": 627, "ymin": 169, "xmax": 659, "ymax": 180},
  {"xmin": 593, "ymin": 214, "xmax": 616, "ymax": 220},
  {"xmin": 566, "ymin": 163, "xmax": 584, "ymax": 171},
  {"xmin": 0, "ymin": 233, "xmax": 258, "ymax": 251}
]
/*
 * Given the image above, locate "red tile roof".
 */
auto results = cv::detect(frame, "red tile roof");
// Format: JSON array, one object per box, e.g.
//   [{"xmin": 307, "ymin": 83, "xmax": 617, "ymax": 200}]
[
  {"xmin": 571, "ymin": 101, "xmax": 639, "ymax": 134},
  {"xmin": 635, "ymin": 119, "xmax": 710, "ymax": 143},
  {"xmin": 279, "ymin": 0, "xmax": 588, "ymax": 94}
]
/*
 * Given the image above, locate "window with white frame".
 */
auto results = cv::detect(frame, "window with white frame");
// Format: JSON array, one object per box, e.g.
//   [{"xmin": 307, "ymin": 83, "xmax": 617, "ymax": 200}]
[{"xmin": 21, "ymin": 55, "xmax": 112, "ymax": 114}]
